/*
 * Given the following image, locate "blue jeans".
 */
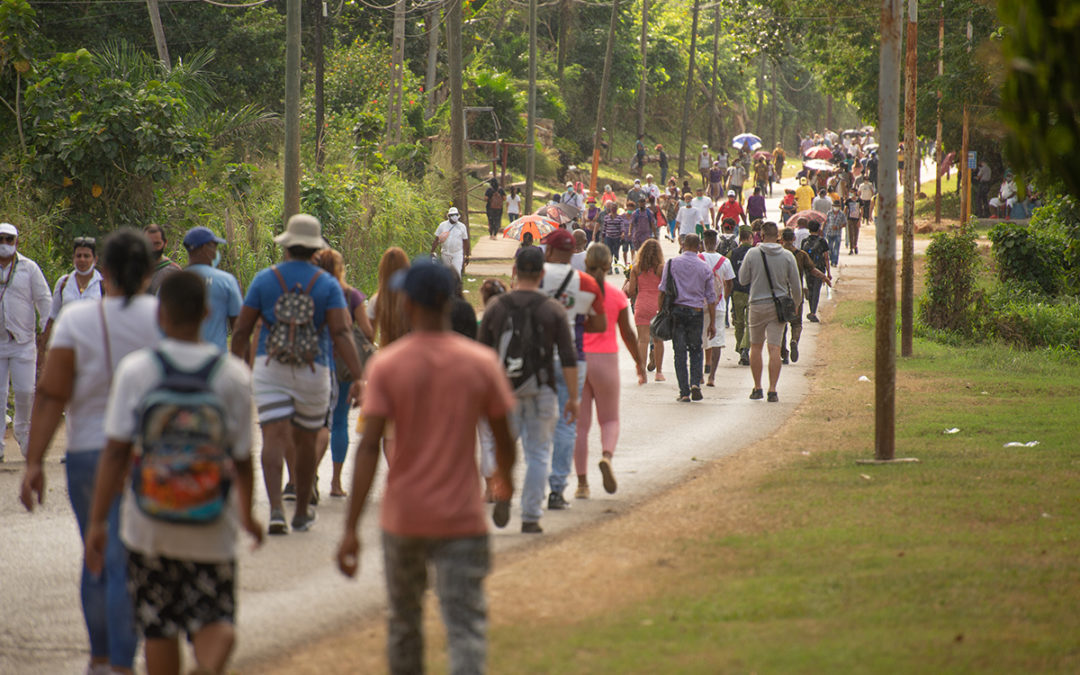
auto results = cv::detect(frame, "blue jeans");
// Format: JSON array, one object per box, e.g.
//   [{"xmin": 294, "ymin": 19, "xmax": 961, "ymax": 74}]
[
  {"xmin": 603, "ymin": 236, "xmax": 621, "ymax": 259},
  {"xmin": 330, "ymin": 378, "xmax": 352, "ymax": 464},
  {"xmin": 671, "ymin": 306, "xmax": 705, "ymax": 398},
  {"xmin": 549, "ymin": 355, "xmax": 586, "ymax": 496},
  {"xmin": 383, "ymin": 532, "xmax": 490, "ymax": 675},
  {"xmin": 65, "ymin": 450, "xmax": 138, "ymax": 668},
  {"xmin": 827, "ymin": 233, "xmax": 842, "ymax": 266},
  {"xmin": 509, "ymin": 388, "xmax": 558, "ymax": 523}
]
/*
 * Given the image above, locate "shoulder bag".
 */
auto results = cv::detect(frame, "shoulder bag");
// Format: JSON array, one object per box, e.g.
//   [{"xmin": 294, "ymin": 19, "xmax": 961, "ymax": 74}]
[
  {"xmin": 649, "ymin": 260, "xmax": 678, "ymax": 341},
  {"xmin": 760, "ymin": 251, "xmax": 799, "ymax": 323}
]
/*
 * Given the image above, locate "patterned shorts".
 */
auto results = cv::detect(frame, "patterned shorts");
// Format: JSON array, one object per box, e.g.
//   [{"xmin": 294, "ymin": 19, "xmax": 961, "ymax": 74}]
[{"xmin": 126, "ymin": 550, "xmax": 236, "ymax": 639}]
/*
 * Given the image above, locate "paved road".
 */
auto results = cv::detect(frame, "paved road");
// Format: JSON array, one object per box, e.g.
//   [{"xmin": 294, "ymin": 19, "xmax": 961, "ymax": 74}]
[{"xmin": 0, "ymin": 166, "xmax": 885, "ymax": 673}]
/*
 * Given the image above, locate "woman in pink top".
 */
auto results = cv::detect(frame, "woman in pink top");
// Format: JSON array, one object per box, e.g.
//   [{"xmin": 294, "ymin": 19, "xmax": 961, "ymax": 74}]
[
  {"xmin": 626, "ymin": 238, "xmax": 665, "ymax": 382},
  {"xmin": 574, "ymin": 244, "xmax": 646, "ymax": 499}
]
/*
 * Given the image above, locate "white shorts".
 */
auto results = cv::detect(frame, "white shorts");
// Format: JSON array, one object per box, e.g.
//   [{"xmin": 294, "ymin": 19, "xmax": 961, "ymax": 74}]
[
  {"xmin": 703, "ymin": 303, "xmax": 725, "ymax": 348},
  {"xmin": 253, "ymin": 359, "xmax": 332, "ymax": 430},
  {"xmin": 442, "ymin": 250, "xmax": 464, "ymax": 271}
]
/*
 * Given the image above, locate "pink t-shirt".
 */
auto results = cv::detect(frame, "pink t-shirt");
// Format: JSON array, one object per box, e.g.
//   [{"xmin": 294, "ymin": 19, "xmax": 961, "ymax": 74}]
[
  {"xmin": 584, "ymin": 282, "xmax": 628, "ymax": 354},
  {"xmin": 362, "ymin": 332, "xmax": 516, "ymax": 538}
]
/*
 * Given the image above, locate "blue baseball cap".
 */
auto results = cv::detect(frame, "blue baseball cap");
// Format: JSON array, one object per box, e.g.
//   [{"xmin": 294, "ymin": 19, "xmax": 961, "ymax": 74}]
[
  {"xmin": 390, "ymin": 257, "xmax": 456, "ymax": 309},
  {"xmin": 182, "ymin": 226, "xmax": 226, "ymax": 250}
]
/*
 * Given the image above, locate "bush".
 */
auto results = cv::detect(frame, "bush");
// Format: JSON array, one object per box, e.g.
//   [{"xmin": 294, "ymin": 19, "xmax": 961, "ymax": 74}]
[
  {"xmin": 987, "ymin": 220, "xmax": 1064, "ymax": 295},
  {"xmin": 1028, "ymin": 194, "xmax": 1080, "ymax": 296},
  {"xmin": 920, "ymin": 229, "xmax": 980, "ymax": 334},
  {"xmin": 982, "ymin": 286, "xmax": 1080, "ymax": 350}
]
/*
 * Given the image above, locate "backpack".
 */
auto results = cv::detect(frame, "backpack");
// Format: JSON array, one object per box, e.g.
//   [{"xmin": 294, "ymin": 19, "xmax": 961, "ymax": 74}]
[
  {"xmin": 489, "ymin": 188, "xmax": 505, "ymax": 210},
  {"xmin": 802, "ymin": 235, "xmax": 829, "ymax": 271},
  {"xmin": 495, "ymin": 293, "xmax": 550, "ymax": 396},
  {"xmin": 265, "ymin": 266, "xmax": 323, "ymax": 370},
  {"xmin": 132, "ymin": 351, "xmax": 232, "ymax": 525}
]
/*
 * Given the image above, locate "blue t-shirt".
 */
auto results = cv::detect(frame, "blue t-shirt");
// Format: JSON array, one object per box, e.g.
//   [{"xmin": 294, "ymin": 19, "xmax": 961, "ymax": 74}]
[
  {"xmin": 188, "ymin": 264, "xmax": 244, "ymax": 351},
  {"xmin": 242, "ymin": 260, "xmax": 347, "ymax": 367}
]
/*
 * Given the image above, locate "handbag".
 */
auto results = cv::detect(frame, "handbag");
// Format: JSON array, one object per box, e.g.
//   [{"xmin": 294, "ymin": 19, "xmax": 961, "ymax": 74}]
[
  {"xmin": 760, "ymin": 251, "xmax": 799, "ymax": 323},
  {"xmin": 649, "ymin": 260, "xmax": 678, "ymax": 341},
  {"xmin": 335, "ymin": 324, "xmax": 376, "ymax": 383}
]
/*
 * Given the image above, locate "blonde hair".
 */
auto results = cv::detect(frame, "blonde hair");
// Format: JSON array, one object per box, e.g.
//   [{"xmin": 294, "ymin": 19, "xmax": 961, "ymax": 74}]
[
  {"xmin": 584, "ymin": 243, "xmax": 611, "ymax": 296},
  {"xmin": 374, "ymin": 247, "xmax": 410, "ymax": 348},
  {"xmin": 313, "ymin": 248, "xmax": 351, "ymax": 293}
]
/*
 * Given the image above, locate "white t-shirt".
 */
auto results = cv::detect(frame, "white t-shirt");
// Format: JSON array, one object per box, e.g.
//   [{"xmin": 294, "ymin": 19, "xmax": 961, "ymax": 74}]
[
  {"xmin": 570, "ymin": 250, "xmax": 587, "ymax": 272},
  {"xmin": 506, "ymin": 194, "xmax": 521, "ymax": 215},
  {"xmin": 794, "ymin": 227, "xmax": 811, "ymax": 250},
  {"xmin": 698, "ymin": 152, "xmax": 711, "ymax": 169},
  {"xmin": 691, "ymin": 196, "xmax": 713, "ymax": 226},
  {"xmin": 858, "ymin": 181, "xmax": 875, "ymax": 201},
  {"xmin": 106, "ymin": 339, "xmax": 253, "ymax": 563},
  {"xmin": 50, "ymin": 269, "xmax": 104, "ymax": 320},
  {"xmin": 49, "ymin": 295, "xmax": 160, "ymax": 452},
  {"xmin": 699, "ymin": 252, "xmax": 736, "ymax": 305},
  {"xmin": 435, "ymin": 219, "xmax": 469, "ymax": 256},
  {"xmin": 676, "ymin": 205, "xmax": 702, "ymax": 237}
]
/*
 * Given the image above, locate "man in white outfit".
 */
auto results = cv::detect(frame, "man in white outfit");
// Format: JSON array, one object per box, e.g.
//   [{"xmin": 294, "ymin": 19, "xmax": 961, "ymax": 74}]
[
  {"xmin": 0, "ymin": 222, "xmax": 52, "ymax": 461},
  {"xmin": 430, "ymin": 206, "xmax": 471, "ymax": 276}
]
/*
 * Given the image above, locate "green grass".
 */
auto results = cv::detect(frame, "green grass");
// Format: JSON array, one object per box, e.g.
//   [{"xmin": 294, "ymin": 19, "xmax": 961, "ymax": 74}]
[{"xmin": 486, "ymin": 298, "xmax": 1080, "ymax": 674}]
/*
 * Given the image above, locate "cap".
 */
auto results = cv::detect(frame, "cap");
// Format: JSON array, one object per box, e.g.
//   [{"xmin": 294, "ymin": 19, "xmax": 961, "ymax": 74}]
[
  {"xmin": 515, "ymin": 246, "xmax": 545, "ymax": 273},
  {"xmin": 389, "ymin": 257, "xmax": 456, "ymax": 309},
  {"xmin": 702, "ymin": 144, "xmax": 709, "ymax": 149},
  {"xmin": 633, "ymin": 179, "xmax": 641, "ymax": 184},
  {"xmin": 541, "ymin": 228, "xmax": 575, "ymax": 252},
  {"xmin": 274, "ymin": 213, "xmax": 328, "ymax": 250},
  {"xmin": 727, "ymin": 190, "xmax": 736, "ymax": 197},
  {"xmin": 799, "ymin": 177, "xmax": 808, "ymax": 185},
  {"xmin": 183, "ymin": 226, "xmax": 226, "ymax": 250},
  {"xmin": 447, "ymin": 206, "xmax": 460, "ymax": 217},
  {"xmin": 0, "ymin": 223, "xmax": 17, "ymax": 237},
  {"xmin": 566, "ymin": 182, "xmax": 574, "ymax": 189}
]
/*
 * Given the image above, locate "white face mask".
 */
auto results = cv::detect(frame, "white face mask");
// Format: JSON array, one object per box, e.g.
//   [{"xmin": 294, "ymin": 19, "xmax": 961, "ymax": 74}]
[
  {"xmin": 449, "ymin": 215, "xmax": 459, "ymax": 223},
  {"xmin": 0, "ymin": 244, "xmax": 15, "ymax": 258}
]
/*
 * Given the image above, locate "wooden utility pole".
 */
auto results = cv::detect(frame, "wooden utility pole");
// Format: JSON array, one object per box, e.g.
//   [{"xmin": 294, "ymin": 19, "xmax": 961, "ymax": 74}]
[
  {"xmin": 959, "ymin": 18, "xmax": 972, "ymax": 227},
  {"xmin": 636, "ymin": 0, "xmax": 648, "ymax": 139},
  {"xmin": 387, "ymin": 0, "xmax": 406, "ymax": 143},
  {"xmin": 934, "ymin": 0, "xmax": 943, "ymax": 224},
  {"xmin": 901, "ymin": 0, "xmax": 917, "ymax": 357},
  {"xmin": 145, "ymin": 0, "xmax": 171, "ymax": 68},
  {"xmin": 874, "ymin": 0, "xmax": 902, "ymax": 461},
  {"xmin": 314, "ymin": 0, "xmax": 326, "ymax": 170},
  {"xmin": 425, "ymin": 4, "xmax": 440, "ymax": 119},
  {"xmin": 708, "ymin": 3, "xmax": 720, "ymax": 148},
  {"xmin": 525, "ymin": 0, "xmax": 537, "ymax": 214},
  {"xmin": 448, "ymin": 0, "xmax": 467, "ymax": 221},
  {"xmin": 283, "ymin": 0, "xmax": 302, "ymax": 220},
  {"xmin": 589, "ymin": 0, "xmax": 620, "ymax": 195},
  {"xmin": 677, "ymin": 0, "xmax": 701, "ymax": 179}
]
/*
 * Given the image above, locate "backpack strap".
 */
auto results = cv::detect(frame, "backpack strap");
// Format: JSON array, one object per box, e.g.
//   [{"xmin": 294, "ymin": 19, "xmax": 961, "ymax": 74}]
[
  {"xmin": 303, "ymin": 268, "xmax": 324, "ymax": 294},
  {"xmin": 554, "ymin": 269, "xmax": 574, "ymax": 299},
  {"xmin": 270, "ymin": 265, "xmax": 289, "ymax": 293},
  {"xmin": 156, "ymin": 350, "xmax": 225, "ymax": 384}
]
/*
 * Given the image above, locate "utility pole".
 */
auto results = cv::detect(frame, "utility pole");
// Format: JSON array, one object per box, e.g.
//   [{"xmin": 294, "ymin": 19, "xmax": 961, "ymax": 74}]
[
  {"xmin": 589, "ymin": 0, "xmax": 620, "ymax": 195},
  {"xmin": 901, "ymin": 0, "xmax": 917, "ymax": 358},
  {"xmin": 678, "ymin": 0, "xmax": 701, "ymax": 180},
  {"xmin": 283, "ymin": 0, "xmax": 302, "ymax": 221},
  {"xmin": 387, "ymin": 0, "xmax": 406, "ymax": 143},
  {"xmin": 145, "ymin": 0, "xmax": 171, "ymax": 68},
  {"xmin": 525, "ymin": 0, "xmax": 537, "ymax": 214},
  {"xmin": 708, "ymin": 3, "xmax": 720, "ymax": 148},
  {"xmin": 448, "ymin": 0, "xmax": 467, "ymax": 222},
  {"xmin": 959, "ymin": 18, "xmax": 972, "ymax": 227},
  {"xmin": 425, "ymin": 3, "xmax": 440, "ymax": 119},
  {"xmin": 314, "ymin": 0, "xmax": 326, "ymax": 171},
  {"xmin": 934, "ymin": 0, "xmax": 943, "ymax": 224},
  {"xmin": 636, "ymin": 0, "xmax": 648, "ymax": 139},
  {"xmin": 874, "ymin": 0, "xmax": 902, "ymax": 461}
]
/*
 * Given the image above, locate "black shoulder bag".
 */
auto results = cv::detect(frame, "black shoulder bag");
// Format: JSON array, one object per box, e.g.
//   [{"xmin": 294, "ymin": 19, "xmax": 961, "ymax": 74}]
[
  {"xmin": 649, "ymin": 260, "xmax": 678, "ymax": 341},
  {"xmin": 761, "ymin": 251, "xmax": 799, "ymax": 323}
]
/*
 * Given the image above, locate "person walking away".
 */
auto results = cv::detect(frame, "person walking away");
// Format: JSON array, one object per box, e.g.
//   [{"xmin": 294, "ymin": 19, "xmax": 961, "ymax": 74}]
[
  {"xmin": 635, "ymin": 134, "xmax": 647, "ymax": 175},
  {"xmin": 627, "ymin": 239, "xmax": 666, "ymax": 382},
  {"xmin": 630, "ymin": 198, "xmax": 657, "ymax": 252},
  {"xmin": 779, "ymin": 228, "xmax": 831, "ymax": 364},
  {"xmin": 619, "ymin": 200, "xmax": 634, "ymax": 266},
  {"xmin": 698, "ymin": 145, "xmax": 712, "ymax": 188},
  {"xmin": 975, "ymin": 160, "xmax": 992, "ymax": 218},
  {"xmin": 698, "ymin": 230, "xmax": 735, "ymax": 386},
  {"xmin": 484, "ymin": 178, "xmax": 506, "ymax": 240},
  {"xmin": 574, "ymin": 244, "xmax": 646, "ymax": 498},
  {"xmin": 691, "ymin": 186, "xmax": 715, "ymax": 236},
  {"xmin": 21, "ymin": 228, "xmax": 160, "ymax": 675},
  {"xmin": 0, "ymin": 222, "xmax": 51, "ymax": 460},
  {"xmin": 728, "ymin": 226, "xmax": 754, "ymax": 366},
  {"xmin": 795, "ymin": 177, "xmax": 815, "ymax": 212},
  {"xmin": 42, "ymin": 236, "xmax": 103, "ymax": 345},
  {"xmin": 824, "ymin": 199, "xmax": 846, "ymax": 267},
  {"xmin": 336, "ymin": 258, "xmax": 518, "ymax": 674},
  {"xmin": 675, "ymin": 192, "xmax": 702, "ymax": 246},
  {"xmin": 844, "ymin": 196, "xmax": 862, "ymax": 255},
  {"xmin": 738, "ymin": 221, "xmax": 802, "ymax": 402},
  {"xmin": 779, "ymin": 188, "xmax": 798, "ymax": 225},
  {"xmin": 479, "ymin": 247, "xmax": 577, "ymax": 532},
  {"xmin": 716, "ymin": 190, "xmax": 748, "ymax": 230},
  {"xmin": 506, "ymin": 186, "xmax": 522, "ymax": 226},
  {"xmin": 143, "ymin": 224, "xmax": 182, "ymax": 295},
  {"xmin": 85, "ymin": 271, "xmax": 262, "ymax": 675},
  {"xmin": 476, "ymin": 278, "xmax": 508, "ymax": 501},
  {"xmin": 570, "ymin": 229, "xmax": 589, "ymax": 271},
  {"xmin": 183, "ymin": 226, "xmax": 243, "ymax": 352},
  {"xmin": 431, "ymin": 207, "xmax": 471, "ymax": 277},
  {"xmin": 369, "ymin": 247, "xmax": 411, "ymax": 348},
  {"xmin": 753, "ymin": 156, "xmax": 769, "ymax": 194},
  {"xmin": 773, "ymin": 144, "xmax": 786, "ymax": 180},
  {"xmin": 662, "ymin": 193, "xmax": 679, "ymax": 241},
  {"xmin": 727, "ymin": 160, "xmax": 748, "ymax": 203},
  {"xmin": 800, "ymin": 220, "xmax": 832, "ymax": 322},
  {"xmin": 656, "ymin": 144, "xmax": 669, "ymax": 185},
  {"xmin": 538, "ymin": 229, "xmax": 605, "ymax": 510},
  {"xmin": 658, "ymin": 234, "xmax": 716, "ymax": 402},
  {"xmin": 230, "ymin": 214, "xmax": 365, "ymax": 535},
  {"xmin": 812, "ymin": 188, "xmax": 832, "ymax": 215},
  {"xmin": 746, "ymin": 186, "xmax": 767, "ymax": 224}
]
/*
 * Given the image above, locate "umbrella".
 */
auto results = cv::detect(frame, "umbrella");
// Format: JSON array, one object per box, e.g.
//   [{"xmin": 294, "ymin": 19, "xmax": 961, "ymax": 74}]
[
  {"xmin": 841, "ymin": 128, "xmax": 865, "ymax": 137},
  {"xmin": 753, "ymin": 150, "xmax": 772, "ymax": 161},
  {"xmin": 504, "ymin": 215, "xmax": 558, "ymax": 241},
  {"xmin": 732, "ymin": 133, "xmax": 762, "ymax": 151},
  {"xmin": 863, "ymin": 143, "xmax": 879, "ymax": 152},
  {"xmin": 804, "ymin": 159, "xmax": 836, "ymax": 172},
  {"xmin": 785, "ymin": 210, "xmax": 827, "ymax": 229},
  {"xmin": 537, "ymin": 202, "xmax": 580, "ymax": 225},
  {"xmin": 804, "ymin": 145, "xmax": 833, "ymax": 160}
]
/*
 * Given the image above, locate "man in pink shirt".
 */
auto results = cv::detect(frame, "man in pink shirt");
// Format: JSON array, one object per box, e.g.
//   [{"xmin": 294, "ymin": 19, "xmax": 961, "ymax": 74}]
[{"xmin": 337, "ymin": 258, "xmax": 517, "ymax": 674}]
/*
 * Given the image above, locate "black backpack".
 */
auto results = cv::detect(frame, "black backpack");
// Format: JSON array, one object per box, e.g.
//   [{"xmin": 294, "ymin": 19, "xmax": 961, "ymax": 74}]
[
  {"xmin": 495, "ymin": 293, "xmax": 549, "ymax": 396},
  {"xmin": 802, "ymin": 235, "xmax": 830, "ymax": 272}
]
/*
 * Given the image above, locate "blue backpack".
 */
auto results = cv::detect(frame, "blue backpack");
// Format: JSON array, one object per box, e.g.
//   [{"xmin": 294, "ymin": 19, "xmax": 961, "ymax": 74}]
[{"xmin": 132, "ymin": 351, "xmax": 232, "ymax": 525}]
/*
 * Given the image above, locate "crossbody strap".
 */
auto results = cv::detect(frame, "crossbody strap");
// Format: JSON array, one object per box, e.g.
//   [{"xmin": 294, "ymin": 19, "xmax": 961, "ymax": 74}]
[
  {"xmin": 554, "ymin": 269, "xmax": 574, "ymax": 299},
  {"xmin": 99, "ymin": 300, "xmax": 114, "ymax": 387},
  {"xmin": 760, "ymin": 250, "xmax": 781, "ymax": 302}
]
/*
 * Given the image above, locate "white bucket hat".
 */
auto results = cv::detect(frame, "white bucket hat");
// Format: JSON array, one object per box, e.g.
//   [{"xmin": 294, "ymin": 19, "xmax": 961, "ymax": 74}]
[
  {"xmin": 274, "ymin": 213, "xmax": 328, "ymax": 249},
  {"xmin": 447, "ymin": 206, "xmax": 460, "ymax": 217}
]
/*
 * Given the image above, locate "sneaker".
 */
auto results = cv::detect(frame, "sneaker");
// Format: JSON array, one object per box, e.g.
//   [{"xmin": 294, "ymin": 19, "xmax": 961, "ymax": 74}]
[
  {"xmin": 738, "ymin": 349, "xmax": 750, "ymax": 366},
  {"xmin": 575, "ymin": 485, "xmax": 590, "ymax": 499},
  {"xmin": 780, "ymin": 348, "xmax": 789, "ymax": 362},
  {"xmin": 282, "ymin": 482, "xmax": 296, "ymax": 502},
  {"xmin": 808, "ymin": 314, "xmax": 820, "ymax": 323},
  {"xmin": 521, "ymin": 521, "xmax": 543, "ymax": 534},
  {"xmin": 599, "ymin": 457, "xmax": 617, "ymax": 494},
  {"xmin": 492, "ymin": 500, "xmax": 510, "ymax": 528},
  {"xmin": 790, "ymin": 340, "xmax": 799, "ymax": 363},
  {"xmin": 291, "ymin": 508, "xmax": 317, "ymax": 532},
  {"xmin": 749, "ymin": 388, "xmax": 764, "ymax": 400},
  {"xmin": 781, "ymin": 355, "xmax": 789, "ymax": 365},
  {"xmin": 547, "ymin": 492, "xmax": 570, "ymax": 510},
  {"xmin": 767, "ymin": 391, "xmax": 779, "ymax": 403},
  {"xmin": 690, "ymin": 386, "xmax": 703, "ymax": 401},
  {"xmin": 268, "ymin": 509, "xmax": 288, "ymax": 535}
]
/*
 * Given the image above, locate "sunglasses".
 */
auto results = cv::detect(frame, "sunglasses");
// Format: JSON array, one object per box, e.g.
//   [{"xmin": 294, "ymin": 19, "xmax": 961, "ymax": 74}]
[{"xmin": 74, "ymin": 236, "xmax": 96, "ymax": 247}]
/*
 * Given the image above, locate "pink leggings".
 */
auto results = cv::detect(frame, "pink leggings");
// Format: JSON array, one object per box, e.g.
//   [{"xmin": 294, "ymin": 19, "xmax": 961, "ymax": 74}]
[{"xmin": 574, "ymin": 352, "xmax": 621, "ymax": 476}]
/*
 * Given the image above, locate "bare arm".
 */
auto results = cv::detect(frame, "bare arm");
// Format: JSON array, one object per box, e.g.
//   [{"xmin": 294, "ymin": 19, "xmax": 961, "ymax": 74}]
[
  {"xmin": 230, "ymin": 305, "xmax": 260, "ymax": 361},
  {"xmin": 489, "ymin": 415, "xmax": 516, "ymax": 501},
  {"xmin": 337, "ymin": 414, "xmax": 387, "ymax": 577},
  {"xmin": 234, "ymin": 457, "xmax": 264, "ymax": 547},
  {"xmin": 626, "ymin": 267, "xmax": 639, "ymax": 300},
  {"xmin": 616, "ymin": 307, "xmax": 647, "ymax": 384},
  {"xmin": 328, "ymin": 307, "xmax": 364, "ymax": 406},
  {"xmin": 584, "ymin": 313, "xmax": 606, "ymax": 333},
  {"xmin": 20, "ymin": 347, "xmax": 75, "ymax": 511},
  {"xmin": 84, "ymin": 439, "xmax": 134, "ymax": 576},
  {"xmin": 354, "ymin": 302, "xmax": 375, "ymax": 342}
]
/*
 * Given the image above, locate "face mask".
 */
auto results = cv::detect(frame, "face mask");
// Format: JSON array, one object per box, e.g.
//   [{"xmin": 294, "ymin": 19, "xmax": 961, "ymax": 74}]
[
  {"xmin": 0, "ymin": 244, "xmax": 15, "ymax": 258},
  {"xmin": 75, "ymin": 266, "xmax": 93, "ymax": 277},
  {"xmin": 211, "ymin": 250, "xmax": 222, "ymax": 268},
  {"xmin": 449, "ymin": 215, "xmax": 459, "ymax": 223}
]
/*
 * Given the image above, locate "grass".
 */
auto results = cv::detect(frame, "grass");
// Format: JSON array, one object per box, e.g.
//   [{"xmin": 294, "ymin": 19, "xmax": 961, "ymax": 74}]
[{"xmin": 482, "ymin": 297, "xmax": 1080, "ymax": 674}]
